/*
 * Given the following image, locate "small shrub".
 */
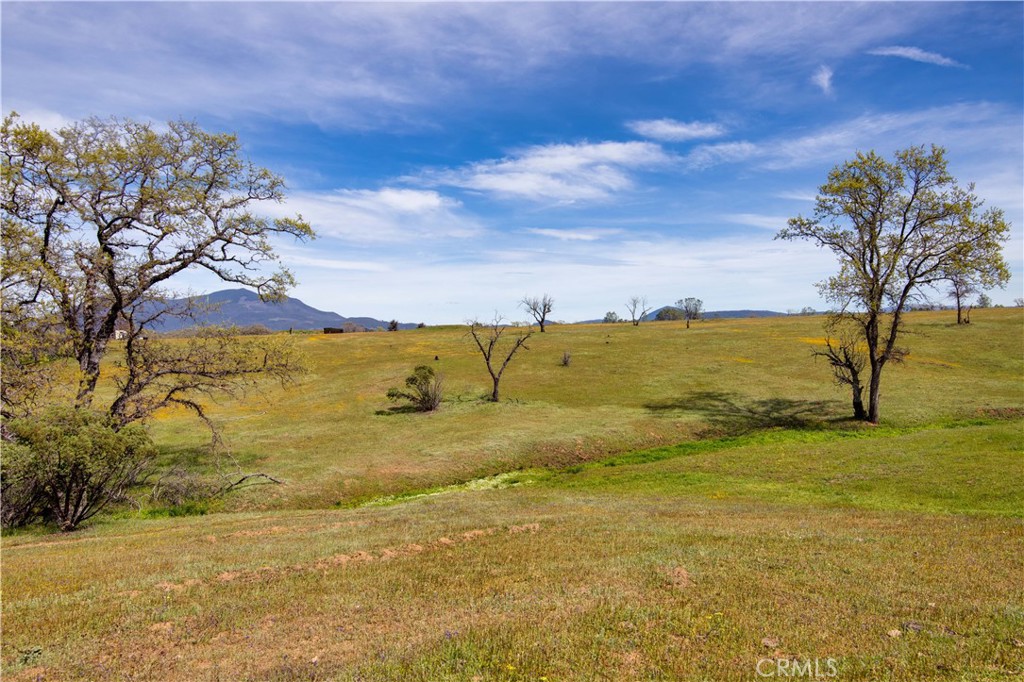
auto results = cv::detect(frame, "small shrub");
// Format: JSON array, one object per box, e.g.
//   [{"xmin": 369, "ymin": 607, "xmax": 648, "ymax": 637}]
[
  {"xmin": 1, "ymin": 408, "xmax": 155, "ymax": 531},
  {"xmin": 387, "ymin": 365, "xmax": 444, "ymax": 412}
]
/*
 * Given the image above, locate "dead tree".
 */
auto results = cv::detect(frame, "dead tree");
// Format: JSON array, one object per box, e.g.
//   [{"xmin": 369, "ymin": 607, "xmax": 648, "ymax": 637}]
[
  {"xmin": 520, "ymin": 294, "xmax": 554, "ymax": 332},
  {"xmin": 468, "ymin": 316, "xmax": 533, "ymax": 402},
  {"xmin": 814, "ymin": 320, "xmax": 903, "ymax": 421},
  {"xmin": 814, "ymin": 333, "xmax": 868, "ymax": 421},
  {"xmin": 626, "ymin": 296, "xmax": 653, "ymax": 326}
]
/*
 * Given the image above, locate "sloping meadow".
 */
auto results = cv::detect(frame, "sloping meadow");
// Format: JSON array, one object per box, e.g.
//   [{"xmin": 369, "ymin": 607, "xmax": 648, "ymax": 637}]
[
  {"xmin": 3, "ymin": 309, "xmax": 1022, "ymax": 680},
  {"xmin": 147, "ymin": 309, "xmax": 1022, "ymax": 509}
]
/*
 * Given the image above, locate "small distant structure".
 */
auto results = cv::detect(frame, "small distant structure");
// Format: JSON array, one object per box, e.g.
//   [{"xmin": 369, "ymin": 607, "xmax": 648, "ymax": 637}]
[
  {"xmin": 324, "ymin": 322, "xmax": 368, "ymax": 334},
  {"xmin": 114, "ymin": 330, "xmax": 128, "ymax": 340}
]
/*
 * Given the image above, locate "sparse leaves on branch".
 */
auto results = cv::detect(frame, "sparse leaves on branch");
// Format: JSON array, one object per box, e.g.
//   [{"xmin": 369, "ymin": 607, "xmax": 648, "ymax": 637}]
[
  {"xmin": 108, "ymin": 326, "xmax": 307, "ymax": 430},
  {"xmin": 1, "ymin": 112, "xmax": 314, "ymax": 425},
  {"xmin": 676, "ymin": 298, "xmax": 703, "ymax": 329}
]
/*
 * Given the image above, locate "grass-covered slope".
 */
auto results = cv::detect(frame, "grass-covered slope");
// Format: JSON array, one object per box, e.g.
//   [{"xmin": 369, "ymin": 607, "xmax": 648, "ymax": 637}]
[
  {"xmin": 2, "ymin": 309, "xmax": 1022, "ymax": 680},
  {"xmin": 147, "ymin": 309, "xmax": 1023, "ymax": 509},
  {"xmin": 3, "ymin": 419, "xmax": 1021, "ymax": 680}
]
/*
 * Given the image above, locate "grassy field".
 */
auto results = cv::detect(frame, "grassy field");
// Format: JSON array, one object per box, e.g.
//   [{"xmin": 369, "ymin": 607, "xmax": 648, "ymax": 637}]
[{"xmin": 2, "ymin": 309, "xmax": 1022, "ymax": 680}]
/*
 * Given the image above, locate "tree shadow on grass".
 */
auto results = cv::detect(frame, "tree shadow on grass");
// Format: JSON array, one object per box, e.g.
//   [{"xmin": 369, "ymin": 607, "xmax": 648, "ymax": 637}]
[
  {"xmin": 645, "ymin": 391, "xmax": 846, "ymax": 436},
  {"xmin": 374, "ymin": 404, "xmax": 422, "ymax": 416}
]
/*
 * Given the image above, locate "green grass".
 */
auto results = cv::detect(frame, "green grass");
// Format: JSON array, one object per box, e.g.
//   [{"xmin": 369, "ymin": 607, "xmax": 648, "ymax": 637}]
[
  {"xmin": 141, "ymin": 308, "xmax": 1023, "ymax": 509},
  {"xmin": 2, "ymin": 308, "xmax": 1022, "ymax": 680}
]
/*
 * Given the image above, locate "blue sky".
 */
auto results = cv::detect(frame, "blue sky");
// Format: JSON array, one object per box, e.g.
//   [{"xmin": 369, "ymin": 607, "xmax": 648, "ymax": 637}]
[{"xmin": 3, "ymin": 2, "xmax": 1022, "ymax": 323}]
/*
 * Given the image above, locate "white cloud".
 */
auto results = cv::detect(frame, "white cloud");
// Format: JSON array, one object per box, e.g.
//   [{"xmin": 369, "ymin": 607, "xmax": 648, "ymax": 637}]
[
  {"xmin": 684, "ymin": 103, "xmax": 1020, "ymax": 173},
  {"xmin": 626, "ymin": 119, "xmax": 726, "ymax": 142},
  {"xmin": 723, "ymin": 214, "xmax": 790, "ymax": 231},
  {"xmin": 3, "ymin": 3, "xmax": 963, "ymax": 129},
  {"xmin": 262, "ymin": 188, "xmax": 483, "ymax": 243},
  {"xmin": 425, "ymin": 141, "xmax": 673, "ymax": 203},
  {"xmin": 812, "ymin": 65, "xmax": 834, "ymax": 96},
  {"xmin": 13, "ymin": 108, "xmax": 73, "ymax": 132},
  {"xmin": 286, "ymin": 232, "xmax": 836, "ymax": 324},
  {"xmin": 776, "ymin": 190, "xmax": 818, "ymax": 203},
  {"xmin": 524, "ymin": 228, "xmax": 622, "ymax": 242},
  {"xmin": 281, "ymin": 253, "xmax": 392, "ymax": 273},
  {"xmin": 682, "ymin": 141, "xmax": 759, "ymax": 170},
  {"xmin": 868, "ymin": 46, "xmax": 966, "ymax": 68}
]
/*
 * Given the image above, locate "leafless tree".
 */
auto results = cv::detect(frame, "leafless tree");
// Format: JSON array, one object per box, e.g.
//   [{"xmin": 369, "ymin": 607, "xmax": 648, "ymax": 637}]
[
  {"xmin": 625, "ymin": 296, "xmax": 652, "ymax": 326},
  {"xmin": 520, "ymin": 294, "xmax": 554, "ymax": 332},
  {"xmin": 467, "ymin": 315, "xmax": 533, "ymax": 402},
  {"xmin": 812, "ymin": 324, "xmax": 872, "ymax": 420}
]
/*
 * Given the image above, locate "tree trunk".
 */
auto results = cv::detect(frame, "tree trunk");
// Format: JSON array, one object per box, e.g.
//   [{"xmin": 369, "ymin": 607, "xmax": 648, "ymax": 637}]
[
  {"xmin": 75, "ymin": 345, "xmax": 106, "ymax": 408},
  {"xmin": 851, "ymin": 382, "xmax": 867, "ymax": 421},
  {"xmin": 866, "ymin": 364, "xmax": 883, "ymax": 423},
  {"xmin": 490, "ymin": 376, "xmax": 500, "ymax": 402},
  {"xmin": 685, "ymin": 319, "xmax": 690, "ymax": 329},
  {"xmin": 955, "ymin": 296, "xmax": 964, "ymax": 324}
]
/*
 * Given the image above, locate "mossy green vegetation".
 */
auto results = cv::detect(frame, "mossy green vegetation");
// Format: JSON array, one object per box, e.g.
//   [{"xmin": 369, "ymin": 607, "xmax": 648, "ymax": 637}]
[{"xmin": 2, "ymin": 309, "xmax": 1022, "ymax": 680}]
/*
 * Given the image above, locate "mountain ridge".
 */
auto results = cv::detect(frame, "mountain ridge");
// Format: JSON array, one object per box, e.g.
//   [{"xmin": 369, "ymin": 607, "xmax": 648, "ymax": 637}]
[{"xmin": 151, "ymin": 289, "xmax": 414, "ymax": 332}]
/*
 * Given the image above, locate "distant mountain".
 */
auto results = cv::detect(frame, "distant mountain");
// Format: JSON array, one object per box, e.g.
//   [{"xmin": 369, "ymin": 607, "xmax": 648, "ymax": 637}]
[
  {"xmin": 150, "ymin": 289, "xmax": 413, "ymax": 332},
  {"xmin": 698, "ymin": 309, "xmax": 787, "ymax": 320},
  {"xmin": 642, "ymin": 306, "xmax": 786, "ymax": 321}
]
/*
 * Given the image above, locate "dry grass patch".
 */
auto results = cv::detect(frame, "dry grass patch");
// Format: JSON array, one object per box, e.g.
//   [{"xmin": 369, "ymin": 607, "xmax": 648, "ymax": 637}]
[{"xmin": 4, "ymin": 480, "xmax": 1022, "ymax": 680}]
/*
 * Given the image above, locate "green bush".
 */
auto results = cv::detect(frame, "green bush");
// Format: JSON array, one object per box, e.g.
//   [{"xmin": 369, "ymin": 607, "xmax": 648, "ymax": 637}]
[
  {"xmin": 387, "ymin": 365, "xmax": 444, "ymax": 412},
  {"xmin": 1, "ymin": 408, "xmax": 155, "ymax": 531}
]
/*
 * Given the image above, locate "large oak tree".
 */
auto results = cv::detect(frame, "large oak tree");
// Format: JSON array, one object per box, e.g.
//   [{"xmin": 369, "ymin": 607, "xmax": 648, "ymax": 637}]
[
  {"xmin": 1, "ymin": 113, "xmax": 314, "ymax": 424},
  {"xmin": 778, "ymin": 145, "xmax": 1010, "ymax": 423}
]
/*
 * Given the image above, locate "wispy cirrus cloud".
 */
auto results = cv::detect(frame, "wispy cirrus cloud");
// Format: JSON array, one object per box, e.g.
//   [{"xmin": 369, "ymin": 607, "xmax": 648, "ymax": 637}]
[
  {"xmin": 626, "ymin": 119, "xmax": 726, "ymax": 142},
  {"xmin": 262, "ymin": 188, "xmax": 483, "ymax": 244},
  {"xmin": 682, "ymin": 141, "xmax": 759, "ymax": 170},
  {"xmin": 867, "ymin": 46, "xmax": 966, "ymax": 68},
  {"xmin": 723, "ymin": 213, "xmax": 791, "ymax": 231},
  {"xmin": 3, "ymin": 3, "xmax": 965, "ymax": 129},
  {"xmin": 422, "ymin": 141, "xmax": 673, "ymax": 204},
  {"xmin": 684, "ymin": 102, "xmax": 1018, "ymax": 172},
  {"xmin": 524, "ymin": 227, "xmax": 623, "ymax": 242}
]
